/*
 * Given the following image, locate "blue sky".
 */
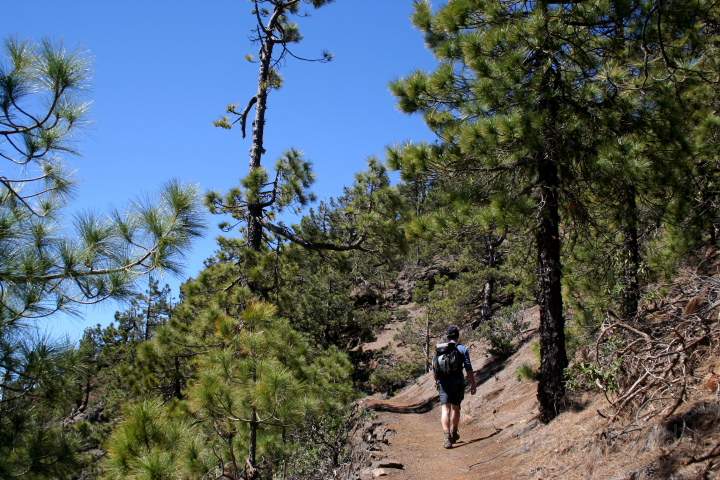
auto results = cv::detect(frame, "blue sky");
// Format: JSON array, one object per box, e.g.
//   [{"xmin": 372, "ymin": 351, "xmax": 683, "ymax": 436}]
[{"xmin": 4, "ymin": 1, "xmax": 437, "ymax": 340}]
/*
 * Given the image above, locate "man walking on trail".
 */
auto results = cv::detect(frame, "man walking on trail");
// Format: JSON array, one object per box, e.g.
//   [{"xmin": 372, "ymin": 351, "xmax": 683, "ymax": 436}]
[{"xmin": 433, "ymin": 325, "xmax": 477, "ymax": 449}]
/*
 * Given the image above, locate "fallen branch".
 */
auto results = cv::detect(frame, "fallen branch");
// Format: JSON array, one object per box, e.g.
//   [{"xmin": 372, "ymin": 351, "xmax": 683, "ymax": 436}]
[{"xmin": 596, "ymin": 269, "xmax": 720, "ymax": 427}]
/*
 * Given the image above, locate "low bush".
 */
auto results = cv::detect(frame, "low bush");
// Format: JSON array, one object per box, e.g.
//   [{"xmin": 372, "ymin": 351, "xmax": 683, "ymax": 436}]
[
  {"xmin": 516, "ymin": 362, "xmax": 539, "ymax": 381},
  {"xmin": 369, "ymin": 359, "xmax": 425, "ymax": 395},
  {"xmin": 478, "ymin": 305, "xmax": 529, "ymax": 359}
]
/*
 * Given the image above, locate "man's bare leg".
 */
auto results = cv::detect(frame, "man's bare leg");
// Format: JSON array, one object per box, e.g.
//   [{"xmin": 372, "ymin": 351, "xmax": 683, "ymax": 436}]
[
  {"xmin": 451, "ymin": 404, "xmax": 461, "ymax": 438},
  {"xmin": 441, "ymin": 404, "xmax": 454, "ymax": 448},
  {"xmin": 441, "ymin": 404, "xmax": 451, "ymax": 434}
]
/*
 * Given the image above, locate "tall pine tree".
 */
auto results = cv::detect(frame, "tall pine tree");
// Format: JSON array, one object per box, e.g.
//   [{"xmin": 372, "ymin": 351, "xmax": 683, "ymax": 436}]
[{"xmin": 390, "ymin": 0, "xmax": 664, "ymax": 421}]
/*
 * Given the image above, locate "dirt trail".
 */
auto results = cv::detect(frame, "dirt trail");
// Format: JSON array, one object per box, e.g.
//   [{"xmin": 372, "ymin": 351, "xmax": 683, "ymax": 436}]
[
  {"xmin": 362, "ymin": 307, "xmax": 612, "ymax": 479},
  {"xmin": 368, "ymin": 346, "xmax": 542, "ymax": 479},
  {"xmin": 379, "ymin": 409, "xmax": 515, "ymax": 479}
]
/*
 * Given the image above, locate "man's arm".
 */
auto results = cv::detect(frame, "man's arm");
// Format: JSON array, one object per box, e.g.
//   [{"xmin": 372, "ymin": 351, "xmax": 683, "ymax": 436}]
[
  {"xmin": 462, "ymin": 346, "xmax": 477, "ymax": 395},
  {"xmin": 466, "ymin": 368, "xmax": 477, "ymax": 395}
]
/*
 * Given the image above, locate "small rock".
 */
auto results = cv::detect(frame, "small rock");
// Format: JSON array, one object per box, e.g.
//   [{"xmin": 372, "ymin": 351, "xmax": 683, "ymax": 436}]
[
  {"xmin": 372, "ymin": 468, "xmax": 389, "ymax": 478},
  {"xmin": 372, "ymin": 459, "xmax": 404, "ymax": 470}
]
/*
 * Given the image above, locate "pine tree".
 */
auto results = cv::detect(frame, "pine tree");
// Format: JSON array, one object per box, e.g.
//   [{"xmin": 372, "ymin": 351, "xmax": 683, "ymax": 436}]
[
  {"xmin": 388, "ymin": 0, "xmax": 720, "ymax": 421},
  {"xmin": 0, "ymin": 38, "xmax": 203, "ymax": 478},
  {"xmin": 113, "ymin": 277, "xmax": 173, "ymax": 343},
  {"xmin": 206, "ymin": 1, "xmax": 359, "ymax": 255},
  {"xmin": 0, "ymin": 335, "xmax": 83, "ymax": 479},
  {"xmin": 188, "ymin": 301, "xmax": 352, "ymax": 478},
  {"xmin": 390, "ymin": 0, "xmax": 664, "ymax": 421},
  {"xmin": 389, "ymin": 142, "xmax": 517, "ymax": 326},
  {"xmin": 640, "ymin": 1, "xmax": 720, "ymax": 258},
  {"xmin": 103, "ymin": 301, "xmax": 353, "ymax": 480},
  {"xmin": 102, "ymin": 400, "xmax": 206, "ymax": 480},
  {"xmin": 0, "ymin": 39, "xmax": 204, "ymax": 325}
]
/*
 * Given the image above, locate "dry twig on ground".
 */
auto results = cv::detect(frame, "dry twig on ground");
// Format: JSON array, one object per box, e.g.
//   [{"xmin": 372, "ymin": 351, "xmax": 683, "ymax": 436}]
[{"xmin": 596, "ymin": 270, "xmax": 720, "ymax": 425}]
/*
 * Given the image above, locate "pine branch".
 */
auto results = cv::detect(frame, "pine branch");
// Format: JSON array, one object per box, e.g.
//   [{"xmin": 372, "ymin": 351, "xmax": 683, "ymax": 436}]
[
  {"xmin": 0, "ymin": 86, "xmax": 65, "ymax": 136},
  {"xmin": 240, "ymin": 96, "xmax": 257, "ymax": 138},
  {"xmin": 262, "ymin": 220, "xmax": 369, "ymax": 252}
]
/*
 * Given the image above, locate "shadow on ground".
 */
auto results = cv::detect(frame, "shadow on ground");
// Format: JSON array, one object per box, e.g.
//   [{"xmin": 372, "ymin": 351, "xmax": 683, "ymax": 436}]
[
  {"xmin": 365, "ymin": 354, "xmax": 510, "ymax": 414},
  {"xmin": 450, "ymin": 428, "xmax": 504, "ymax": 449}
]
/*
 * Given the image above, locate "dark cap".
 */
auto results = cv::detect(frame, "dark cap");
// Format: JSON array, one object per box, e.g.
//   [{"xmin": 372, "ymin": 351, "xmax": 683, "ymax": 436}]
[{"xmin": 446, "ymin": 325, "xmax": 460, "ymax": 340}]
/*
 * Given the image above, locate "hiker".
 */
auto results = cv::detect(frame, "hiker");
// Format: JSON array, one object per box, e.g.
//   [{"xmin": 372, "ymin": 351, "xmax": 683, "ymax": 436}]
[{"xmin": 433, "ymin": 325, "xmax": 477, "ymax": 448}]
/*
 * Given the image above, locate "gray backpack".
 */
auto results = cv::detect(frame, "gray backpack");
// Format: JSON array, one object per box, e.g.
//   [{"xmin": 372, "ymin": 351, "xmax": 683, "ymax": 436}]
[{"xmin": 433, "ymin": 342, "xmax": 463, "ymax": 378}]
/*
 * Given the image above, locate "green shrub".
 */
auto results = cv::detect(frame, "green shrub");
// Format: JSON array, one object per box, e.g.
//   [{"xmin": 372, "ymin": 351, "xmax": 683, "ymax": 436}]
[
  {"xmin": 478, "ymin": 305, "xmax": 529, "ymax": 359},
  {"xmin": 565, "ymin": 359, "xmax": 622, "ymax": 393},
  {"xmin": 516, "ymin": 362, "xmax": 539, "ymax": 382},
  {"xmin": 530, "ymin": 340, "xmax": 540, "ymax": 360},
  {"xmin": 369, "ymin": 360, "xmax": 425, "ymax": 395}
]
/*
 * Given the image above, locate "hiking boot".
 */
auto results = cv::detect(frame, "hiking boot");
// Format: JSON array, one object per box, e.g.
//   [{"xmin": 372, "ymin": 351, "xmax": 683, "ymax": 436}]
[
  {"xmin": 452, "ymin": 430, "xmax": 460, "ymax": 442},
  {"xmin": 443, "ymin": 434, "xmax": 453, "ymax": 449}
]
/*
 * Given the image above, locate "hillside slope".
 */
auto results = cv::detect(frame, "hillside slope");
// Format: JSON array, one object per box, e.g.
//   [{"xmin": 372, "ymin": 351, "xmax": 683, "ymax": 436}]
[
  {"xmin": 357, "ymin": 260, "xmax": 720, "ymax": 480},
  {"xmin": 360, "ymin": 306, "xmax": 608, "ymax": 479}
]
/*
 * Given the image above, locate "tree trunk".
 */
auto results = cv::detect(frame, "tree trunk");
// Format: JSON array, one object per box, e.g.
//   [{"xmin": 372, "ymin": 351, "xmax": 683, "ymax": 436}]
[
  {"xmin": 696, "ymin": 159, "xmax": 718, "ymax": 244},
  {"xmin": 414, "ymin": 180, "xmax": 424, "ymax": 266},
  {"xmin": 247, "ymin": 15, "xmax": 277, "ymax": 251},
  {"xmin": 621, "ymin": 184, "xmax": 640, "ymax": 320},
  {"xmin": 173, "ymin": 356, "xmax": 183, "ymax": 400},
  {"xmin": 424, "ymin": 312, "xmax": 431, "ymax": 373},
  {"xmin": 245, "ymin": 349, "xmax": 260, "ymax": 477},
  {"xmin": 244, "ymin": 8, "xmax": 285, "ymax": 476},
  {"xmin": 535, "ymin": 150, "xmax": 568, "ymax": 424},
  {"xmin": 480, "ymin": 278, "xmax": 494, "ymax": 323},
  {"xmin": 481, "ymin": 236, "xmax": 497, "ymax": 325},
  {"xmin": 472, "ymin": 234, "xmax": 501, "ymax": 329},
  {"xmin": 144, "ymin": 278, "xmax": 153, "ymax": 341},
  {"xmin": 471, "ymin": 276, "xmax": 494, "ymax": 330},
  {"xmin": 248, "ymin": 407, "xmax": 258, "ymax": 479}
]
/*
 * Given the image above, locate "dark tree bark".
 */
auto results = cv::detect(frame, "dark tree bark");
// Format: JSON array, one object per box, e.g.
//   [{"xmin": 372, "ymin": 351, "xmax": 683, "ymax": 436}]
[
  {"xmin": 535, "ymin": 149, "xmax": 569, "ymax": 423},
  {"xmin": 472, "ymin": 233, "xmax": 503, "ymax": 329},
  {"xmin": 696, "ymin": 159, "xmax": 718, "ymax": 245},
  {"xmin": 173, "ymin": 356, "xmax": 183, "ymax": 400},
  {"xmin": 613, "ymin": 7, "xmax": 640, "ymax": 321},
  {"xmin": 248, "ymin": 407, "xmax": 258, "ymax": 479},
  {"xmin": 246, "ymin": 8, "xmax": 280, "ymax": 252},
  {"xmin": 531, "ymin": 40, "xmax": 569, "ymax": 422},
  {"xmin": 621, "ymin": 184, "xmax": 641, "ymax": 320},
  {"xmin": 244, "ymin": 6, "xmax": 284, "ymax": 471}
]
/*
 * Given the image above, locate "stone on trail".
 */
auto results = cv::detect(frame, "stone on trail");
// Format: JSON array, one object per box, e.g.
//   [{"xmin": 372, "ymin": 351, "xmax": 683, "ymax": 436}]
[{"xmin": 371, "ymin": 459, "xmax": 404, "ymax": 470}]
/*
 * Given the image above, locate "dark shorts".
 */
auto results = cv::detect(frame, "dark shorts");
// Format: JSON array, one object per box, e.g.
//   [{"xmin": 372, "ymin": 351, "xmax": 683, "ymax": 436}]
[{"xmin": 438, "ymin": 376, "xmax": 465, "ymax": 405}]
